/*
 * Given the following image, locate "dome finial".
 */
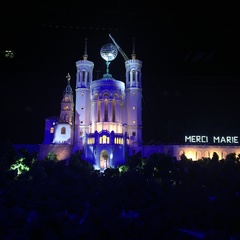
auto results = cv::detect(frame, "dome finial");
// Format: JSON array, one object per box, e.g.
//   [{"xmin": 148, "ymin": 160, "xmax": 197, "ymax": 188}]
[
  {"xmin": 100, "ymin": 42, "xmax": 118, "ymax": 77},
  {"xmin": 83, "ymin": 37, "xmax": 88, "ymax": 60}
]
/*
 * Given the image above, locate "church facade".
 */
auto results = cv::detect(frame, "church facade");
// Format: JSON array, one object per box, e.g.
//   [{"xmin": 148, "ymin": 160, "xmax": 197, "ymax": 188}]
[
  {"xmin": 37, "ymin": 36, "xmax": 240, "ymax": 169},
  {"xmin": 39, "ymin": 38, "xmax": 143, "ymax": 169}
]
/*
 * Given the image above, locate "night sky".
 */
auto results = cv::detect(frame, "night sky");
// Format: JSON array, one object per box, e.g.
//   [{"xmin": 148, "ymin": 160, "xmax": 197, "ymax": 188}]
[{"xmin": 1, "ymin": 1, "xmax": 240, "ymax": 145}]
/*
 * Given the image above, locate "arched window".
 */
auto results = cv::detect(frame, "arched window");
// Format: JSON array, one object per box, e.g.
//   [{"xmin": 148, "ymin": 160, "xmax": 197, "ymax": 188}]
[
  {"xmin": 187, "ymin": 151, "xmax": 193, "ymax": 159},
  {"xmin": 222, "ymin": 151, "xmax": 227, "ymax": 159},
  {"xmin": 132, "ymin": 70, "xmax": 136, "ymax": 81},
  {"xmin": 61, "ymin": 127, "xmax": 66, "ymax": 134},
  {"xmin": 205, "ymin": 151, "xmax": 210, "ymax": 158},
  {"xmin": 104, "ymin": 99, "xmax": 108, "ymax": 122},
  {"xmin": 97, "ymin": 101, "xmax": 101, "ymax": 122},
  {"xmin": 196, "ymin": 150, "xmax": 202, "ymax": 160},
  {"xmin": 94, "ymin": 93, "xmax": 99, "ymax": 100},
  {"xmin": 82, "ymin": 70, "xmax": 85, "ymax": 82},
  {"xmin": 112, "ymin": 99, "xmax": 116, "ymax": 122},
  {"xmin": 100, "ymin": 135, "xmax": 109, "ymax": 144},
  {"xmin": 100, "ymin": 150, "xmax": 109, "ymax": 169},
  {"xmin": 114, "ymin": 137, "xmax": 123, "ymax": 144}
]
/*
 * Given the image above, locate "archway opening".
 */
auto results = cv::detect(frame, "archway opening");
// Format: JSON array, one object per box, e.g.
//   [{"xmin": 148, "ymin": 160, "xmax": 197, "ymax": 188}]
[{"xmin": 100, "ymin": 150, "xmax": 109, "ymax": 169}]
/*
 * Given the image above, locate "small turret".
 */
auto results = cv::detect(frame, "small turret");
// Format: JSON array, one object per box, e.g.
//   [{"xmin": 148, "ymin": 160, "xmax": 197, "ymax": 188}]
[
  {"xmin": 74, "ymin": 38, "xmax": 94, "ymax": 149},
  {"xmin": 60, "ymin": 73, "xmax": 74, "ymax": 125}
]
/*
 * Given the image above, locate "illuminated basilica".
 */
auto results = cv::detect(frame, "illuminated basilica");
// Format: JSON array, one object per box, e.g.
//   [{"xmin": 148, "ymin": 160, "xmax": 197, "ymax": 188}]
[{"xmin": 38, "ymin": 36, "xmax": 240, "ymax": 169}]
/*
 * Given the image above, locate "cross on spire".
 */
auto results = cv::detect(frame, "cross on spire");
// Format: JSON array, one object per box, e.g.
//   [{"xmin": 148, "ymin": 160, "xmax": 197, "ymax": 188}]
[{"xmin": 66, "ymin": 73, "xmax": 71, "ymax": 82}]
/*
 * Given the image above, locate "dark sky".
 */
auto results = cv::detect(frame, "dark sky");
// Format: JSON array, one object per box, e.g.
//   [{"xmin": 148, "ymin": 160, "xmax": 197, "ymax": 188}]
[{"xmin": 1, "ymin": 1, "xmax": 240, "ymax": 144}]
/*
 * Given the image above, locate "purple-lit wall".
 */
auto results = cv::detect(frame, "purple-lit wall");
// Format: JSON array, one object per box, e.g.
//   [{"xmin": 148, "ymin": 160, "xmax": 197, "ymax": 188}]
[{"xmin": 38, "ymin": 144, "xmax": 72, "ymax": 160}]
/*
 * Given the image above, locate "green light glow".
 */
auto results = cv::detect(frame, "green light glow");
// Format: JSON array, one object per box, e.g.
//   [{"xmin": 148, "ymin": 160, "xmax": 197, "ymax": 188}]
[
  {"xmin": 10, "ymin": 157, "xmax": 30, "ymax": 175},
  {"xmin": 119, "ymin": 165, "xmax": 129, "ymax": 173},
  {"xmin": 46, "ymin": 151, "xmax": 58, "ymax": 160}
]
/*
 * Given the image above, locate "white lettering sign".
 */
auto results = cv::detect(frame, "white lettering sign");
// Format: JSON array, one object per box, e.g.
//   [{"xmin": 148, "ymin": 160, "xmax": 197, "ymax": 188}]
[
  {"xmin": 213, "ymin": 136, "xmax": 239, "ymax": 144},
  {"xmin": 185, "ymin": 135, "xmax": 208, "ymax": 143},
  {"xmin": 185, "ymin": 135, "xmax": 239, "ymax": 144}
]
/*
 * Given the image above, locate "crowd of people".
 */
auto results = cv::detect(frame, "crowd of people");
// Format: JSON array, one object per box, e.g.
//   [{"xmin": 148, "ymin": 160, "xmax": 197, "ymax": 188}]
[{"xmin": 1, "ymin": 146, "xmax": 240, "ymax": 239}]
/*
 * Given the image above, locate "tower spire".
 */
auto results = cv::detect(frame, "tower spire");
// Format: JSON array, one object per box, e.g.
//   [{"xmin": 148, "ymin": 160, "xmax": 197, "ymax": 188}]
[
  {"xmin": 83, "ymin": 37, "xmax": 88, "ymax": 60},
  {"xmin": 131, "ymin": 37, "xmax": 136, "ymax": 59}
]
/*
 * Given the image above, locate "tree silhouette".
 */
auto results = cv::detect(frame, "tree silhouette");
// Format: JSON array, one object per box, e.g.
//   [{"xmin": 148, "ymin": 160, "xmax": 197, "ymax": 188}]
[{"xmin": 1, "ymin": 149, "xmax": 240, "ymax": 239}]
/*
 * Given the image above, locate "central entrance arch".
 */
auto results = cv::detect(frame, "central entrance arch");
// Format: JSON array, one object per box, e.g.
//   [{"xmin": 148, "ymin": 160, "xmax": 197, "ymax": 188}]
[{"xmin": 100, "ymin": 150, "xmax": 109, "ymax": 169}]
